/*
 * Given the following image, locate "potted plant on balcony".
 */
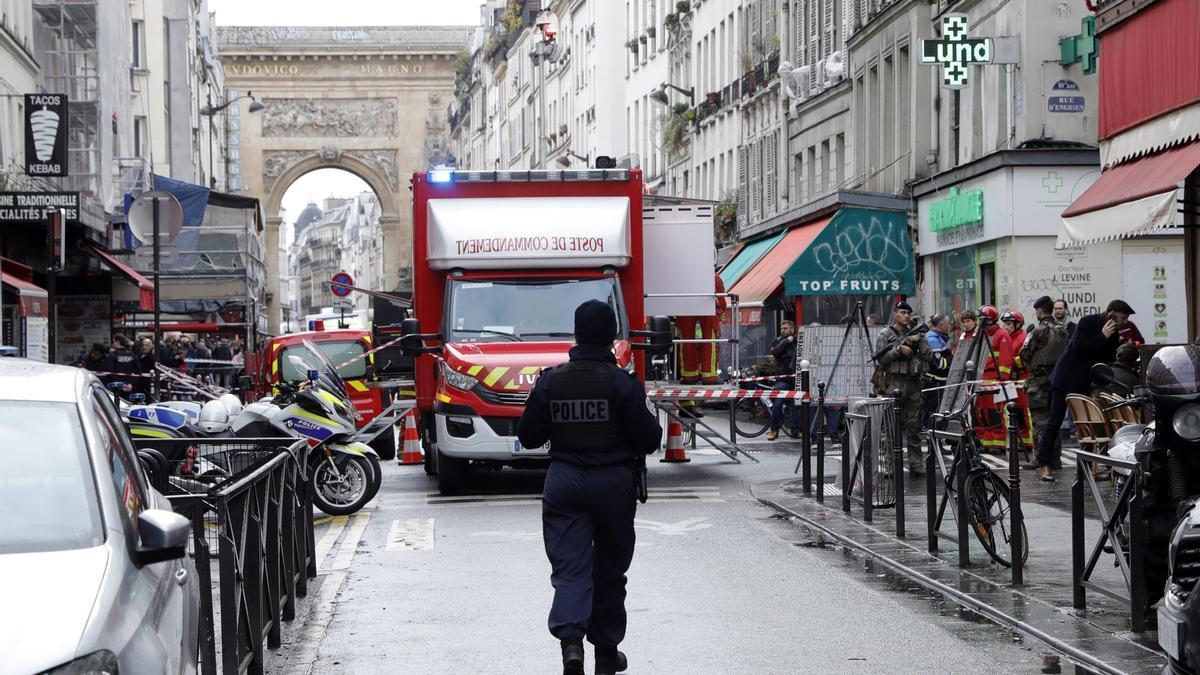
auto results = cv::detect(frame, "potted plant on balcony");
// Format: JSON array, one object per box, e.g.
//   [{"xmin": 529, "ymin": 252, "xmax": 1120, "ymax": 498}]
[
  {"xmin": 676, "ymin": 0, "xmax": 691, "ymax": 15},
  {"xmin": 626, "ymin": 39, "xmax": 639, "ymax": 53},
  {"xmin": 646, "ymin": 26, "xmax": 656, "ymax": 39}
]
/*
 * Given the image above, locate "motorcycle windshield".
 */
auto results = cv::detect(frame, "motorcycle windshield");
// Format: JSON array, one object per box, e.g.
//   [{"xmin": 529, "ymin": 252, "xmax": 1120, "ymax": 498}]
[
  {"xmin": 1145, "ymin": 345, "xmax": 1200, "ymax": 397},
  {"xmin": 302, "ymin": 339, "xmax": 351, "ymax": 400}
]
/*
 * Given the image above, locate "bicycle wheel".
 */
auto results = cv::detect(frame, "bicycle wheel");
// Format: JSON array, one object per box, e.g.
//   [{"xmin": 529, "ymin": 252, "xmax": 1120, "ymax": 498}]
[
  {"xmin": 733, "ymin": 397, "xmax": 770, "ymax": 438},
  {"xmin": 965, "ymin": 470, "xmax": 1029, "ymax": 567}
]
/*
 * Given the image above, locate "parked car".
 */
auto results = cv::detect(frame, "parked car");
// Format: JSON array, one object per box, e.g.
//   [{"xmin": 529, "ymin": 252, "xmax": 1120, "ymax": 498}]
[
  {"xmin": 0, "ymin": 345, "xmax": 18, "ymax": 357},
  {"xmin": 0, "ymin": 360, "xmax": 199, "ymax": 674}
]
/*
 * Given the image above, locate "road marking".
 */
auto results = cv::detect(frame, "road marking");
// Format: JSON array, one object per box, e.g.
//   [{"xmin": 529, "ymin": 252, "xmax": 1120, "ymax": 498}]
[
  {"xmin": 313, "ymin": 515, "xmax": 348, "ymax": 569},
  {"xmin": 326, "ymin": 513, "xmax": 370, "ymax": 572},
  {"xmin": 471, "ymin": 530, "xmax": 543, "ymax": 541},
  {"xmin": 386, "ymin": 517, "xmax": 436, "ymax": 551},
  {"xmin": 280, "ymin": 571, "xmax": 347, "ymax": 675},
  {"xmin": 634, "ymin": 517, "xmax": 712, "ymax": 536}
]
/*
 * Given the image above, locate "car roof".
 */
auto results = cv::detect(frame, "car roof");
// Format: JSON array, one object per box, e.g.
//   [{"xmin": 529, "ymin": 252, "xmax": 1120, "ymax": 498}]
[{"xmin": 0, "ymin": 359, "xmax": 89, "ymax": 403}]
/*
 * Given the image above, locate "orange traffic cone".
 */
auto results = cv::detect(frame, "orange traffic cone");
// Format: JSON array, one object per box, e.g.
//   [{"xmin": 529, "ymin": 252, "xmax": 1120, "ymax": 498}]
[
  {"xmin": 399, "ymin": 408, "xmax": 424, "ymax": 465},
  {"xmin": 660, "ymin": 419, "xmax": 691, "ymax": 463}
]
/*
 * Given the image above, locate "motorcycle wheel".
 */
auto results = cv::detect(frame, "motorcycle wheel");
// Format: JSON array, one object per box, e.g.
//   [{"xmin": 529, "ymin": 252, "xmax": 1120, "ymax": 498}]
[
  {"xmin": 364, "ymin": 454, "xmax": 382, "ymax": 501},
  {"xmin": 311, "ymin": 455, "xmax": 373, "ymax": 516}
]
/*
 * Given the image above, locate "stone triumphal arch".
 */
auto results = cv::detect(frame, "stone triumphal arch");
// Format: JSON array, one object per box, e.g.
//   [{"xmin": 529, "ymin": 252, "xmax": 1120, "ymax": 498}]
[{"xmin": 218, "ymin": 26, "xmax": 470, "ymax": 333}]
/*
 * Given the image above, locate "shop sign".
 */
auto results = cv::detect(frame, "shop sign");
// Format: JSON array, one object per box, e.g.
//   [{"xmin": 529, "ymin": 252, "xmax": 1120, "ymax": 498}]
[
  {"xmin": 1123, "ymin": 242, "xmax": 1186, "ymax": 344},
  {"xmin": 783, "ymin": 208, "xmax": 915, "ymax": 296},
  {"xmin": 920, "ymin": 14, "xmax": 993, "ymax": 89},
  {"xmin": 24, "ymin": 94, "xmax": 69, "ymax": 177},
  {"xmin": 929, "ymin": 187, "xmax": 983, "ymax": 232},
  {"xmin": 1048, "ymin": 80, "xmax": 1085, "ymax": 113},
  {"xmin": 0, "ymin": 191, "xmax": 80, "ymax": 222}
]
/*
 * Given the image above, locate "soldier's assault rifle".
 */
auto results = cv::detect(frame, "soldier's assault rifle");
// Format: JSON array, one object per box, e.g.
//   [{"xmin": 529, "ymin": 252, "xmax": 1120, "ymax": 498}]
[{"xmin": 870, "ymin": 323, "xmax": 929, "ymax": 362}]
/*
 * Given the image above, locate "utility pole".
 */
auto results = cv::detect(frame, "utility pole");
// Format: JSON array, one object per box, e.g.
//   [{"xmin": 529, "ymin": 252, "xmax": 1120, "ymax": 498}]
[{"xmin": 532, "ymin": 10, "xmax": 560, "ymax": 169}]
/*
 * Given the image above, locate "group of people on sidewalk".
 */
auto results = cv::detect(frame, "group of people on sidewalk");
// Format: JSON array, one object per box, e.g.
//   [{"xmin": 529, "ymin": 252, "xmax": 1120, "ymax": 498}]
[
  {"xmin": 73, "ymin": 332, "xmax": 245, "ymax": 393},
  {"xmin": 755, "ymin": 295, "xmax": 1141, "ymax": 483}
]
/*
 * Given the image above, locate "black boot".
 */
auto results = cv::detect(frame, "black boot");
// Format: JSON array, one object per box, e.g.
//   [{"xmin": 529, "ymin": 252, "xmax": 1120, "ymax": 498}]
[
  {"xmin": 594, "ymin": 646, "xmax": 627, "ymax": 675},
  {"xmin": 561, "ymin": 640, "xmax": 584, "ymax": 675}
]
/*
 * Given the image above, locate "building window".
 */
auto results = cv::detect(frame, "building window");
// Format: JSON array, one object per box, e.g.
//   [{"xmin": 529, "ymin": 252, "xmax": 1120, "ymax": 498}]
[
  {"xmin": 132, "ymin": 20, "xmax": 144, "ymax": 68},
  {"xmin": 134, "ymin": 116, "xmax": 147, "ymax": 158}
]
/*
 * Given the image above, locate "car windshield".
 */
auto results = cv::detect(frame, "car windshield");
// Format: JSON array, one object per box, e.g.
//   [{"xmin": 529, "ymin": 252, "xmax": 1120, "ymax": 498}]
[
  {"xmin": 0, "ymin": 401, "xmax": 103, "ymax": 554},
  {"xmin": 280, "ymin": 340, "xmax": 366, "ymax": 382},
  {"xmin": 446, "ymin": 277, "xmax": 625, "ymax": 343}
]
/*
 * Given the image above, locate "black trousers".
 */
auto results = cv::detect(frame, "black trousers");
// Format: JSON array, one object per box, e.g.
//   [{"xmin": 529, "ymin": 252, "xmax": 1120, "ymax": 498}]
[
  {"xmin": 542, "ymin": 460, "xmax": 637, "ymax": 649},
  {"xmin": 1036, "ymin": 387, "xmax": 1070, "ymax": 470}
]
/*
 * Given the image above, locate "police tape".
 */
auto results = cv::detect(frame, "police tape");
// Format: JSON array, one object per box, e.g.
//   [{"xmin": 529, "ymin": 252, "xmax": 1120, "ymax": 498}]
[
  {"xmin": 333, "ymin": 334, "xmax": 407, "ymax": 371},
  {"xmin": 181, "ymin": 357, "xmax": 240, "ymax": 366},
  {"xmin": 645, "ymin": 387, "xmax": 811, "ymax": 400},
  {"xmin": 733, "ymin": 373, "xmax": 794, "ymax": 383}
]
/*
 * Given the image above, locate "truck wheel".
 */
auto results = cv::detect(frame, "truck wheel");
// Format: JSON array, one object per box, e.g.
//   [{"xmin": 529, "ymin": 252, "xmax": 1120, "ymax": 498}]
[
  {"xmin": 422, "ymin": 419, "xmax": 438, "ymax": 476},
  {"xmin": 369, "ymin": 427, "xmax": 397, "ymax": 460},
  {"xmin": 436, "ymin": 448, "xmax": 469, "ymax": 495}
]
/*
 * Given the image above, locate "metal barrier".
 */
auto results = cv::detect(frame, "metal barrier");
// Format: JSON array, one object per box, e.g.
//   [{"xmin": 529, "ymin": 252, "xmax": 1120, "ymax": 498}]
[
  {"xmin": 138, "ymin": 437, "xmax": 316, "ymax": 675},
  {"xmin": 1071, "ymin": 449, "xmax": 1148, "ymax": 632}
]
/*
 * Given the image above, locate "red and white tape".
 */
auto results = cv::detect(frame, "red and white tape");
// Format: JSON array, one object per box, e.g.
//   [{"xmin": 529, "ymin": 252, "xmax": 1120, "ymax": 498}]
[
  {"xmin": 734, "ymin": 373, "xmax": 794, "ymax": 383},
  {"xmin": 646, "ymin": 388, "xmax": 810, "ymax": 400}
]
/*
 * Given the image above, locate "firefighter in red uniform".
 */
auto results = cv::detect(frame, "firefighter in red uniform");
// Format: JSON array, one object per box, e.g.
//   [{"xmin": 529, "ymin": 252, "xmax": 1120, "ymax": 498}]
[
  {"xmin": 974, "ymin": 305, "xmax": 1014, "ymax": 453},
  {"xmin": 1002, "ymin": 310, "xmax": 1035, "ymax": 457},
  {"xmin": 676, "ymin": 272, "xmax": 727, "ymax": 385}
]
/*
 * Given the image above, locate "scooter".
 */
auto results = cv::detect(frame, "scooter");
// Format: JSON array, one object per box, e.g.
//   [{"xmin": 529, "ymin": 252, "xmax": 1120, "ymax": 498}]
[
  {"xmin": 1092, "ymin": 346, "xmax": 1200, "ymax": 673},
  {"xmin": 230, "ymin": 342, "xmax": 381, "ymax": 515}
]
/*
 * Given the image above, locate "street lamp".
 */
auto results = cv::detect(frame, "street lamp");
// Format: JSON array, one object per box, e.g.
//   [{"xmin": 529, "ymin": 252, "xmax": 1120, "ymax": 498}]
[
  {"xmin": 200, "ymin": 91, "xmax": 266, "ymax": 189},
  {"xmin": 555, "ymin": 150, "xmax": 589, "ymax": 168},
  {"xmin": 650, "ymin": 83, "xmax": 695, "ymax": 106}
]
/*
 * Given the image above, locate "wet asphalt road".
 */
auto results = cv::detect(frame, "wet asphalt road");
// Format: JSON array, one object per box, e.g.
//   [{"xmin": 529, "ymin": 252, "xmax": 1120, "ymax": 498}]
[{"xmin": 270, "ymin": 443, "xmax": 1069, "ymax": 674}]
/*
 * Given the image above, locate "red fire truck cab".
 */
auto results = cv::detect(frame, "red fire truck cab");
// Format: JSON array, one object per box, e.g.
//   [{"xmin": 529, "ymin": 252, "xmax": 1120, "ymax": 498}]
[{"xmin": 401, "ymin": 168, "xmax": 670, "ymax": 494}]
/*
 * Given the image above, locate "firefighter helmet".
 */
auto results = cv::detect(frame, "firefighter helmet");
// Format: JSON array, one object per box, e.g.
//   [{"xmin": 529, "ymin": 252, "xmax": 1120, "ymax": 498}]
[
  {"xmin": 1001, "ymin": 310, "xmax": 1025, "ymax": 326},
  {"xmin": 978, "ymin": 305, "xmax": 1000, "ymax": 325}
]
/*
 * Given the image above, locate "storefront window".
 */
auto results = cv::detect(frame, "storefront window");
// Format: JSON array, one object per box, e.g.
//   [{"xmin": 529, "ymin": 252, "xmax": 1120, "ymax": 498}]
[
  {"xmin": 800, "ymin": 295, "xmax": 895, "ymax": 327},
  {"xmin": 938, "ymin": 247, "xmax": 978, "ymax": 317}
]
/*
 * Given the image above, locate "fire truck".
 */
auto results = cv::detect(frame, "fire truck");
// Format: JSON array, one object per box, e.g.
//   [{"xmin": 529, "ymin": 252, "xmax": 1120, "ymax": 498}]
[{"xmin": 398, "ymin": 168, "xmax": 709, "ymax": 494}]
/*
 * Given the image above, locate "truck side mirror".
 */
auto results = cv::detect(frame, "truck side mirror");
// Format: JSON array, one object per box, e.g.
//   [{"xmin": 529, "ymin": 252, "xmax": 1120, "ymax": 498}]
[
  {"xmin": 632, "ymin": 315, "xmax": 673, "ymax": 356},
  {"xmin": 399, "ymin": 318, "xmax": 443, "ymax": 356}
]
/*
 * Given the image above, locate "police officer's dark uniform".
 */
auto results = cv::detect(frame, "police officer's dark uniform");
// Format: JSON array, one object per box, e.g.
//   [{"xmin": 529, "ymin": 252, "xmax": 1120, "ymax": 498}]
[
  {"xmin": 517, "ymin": 300, "xmax": 662, "ymax": 675},
  {"xmin": 106, "ymin": 336, "xmax": 143, "ymax": 388}
]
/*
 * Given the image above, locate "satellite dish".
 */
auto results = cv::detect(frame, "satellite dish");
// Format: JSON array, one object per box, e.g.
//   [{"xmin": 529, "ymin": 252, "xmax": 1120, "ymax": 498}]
[{"xmin": 128, "ymin": 191, "xmax": 185, "ymax": 244}]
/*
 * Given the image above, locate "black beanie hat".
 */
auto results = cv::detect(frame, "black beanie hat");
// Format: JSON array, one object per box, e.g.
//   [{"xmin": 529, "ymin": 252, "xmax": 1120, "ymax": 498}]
[{"xmin": 574, "ymin": 300, "xmax": 618, "ymax": 346}]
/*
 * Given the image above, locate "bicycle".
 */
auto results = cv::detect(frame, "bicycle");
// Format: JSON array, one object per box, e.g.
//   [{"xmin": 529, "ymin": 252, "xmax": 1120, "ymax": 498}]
[
  {"xmin": 731, "ymin": 378, "xmax": 794, "ymax": 439},
  {"xmin": 931, "ymin": 389, "xmax": 1029, "ymax": 567}
]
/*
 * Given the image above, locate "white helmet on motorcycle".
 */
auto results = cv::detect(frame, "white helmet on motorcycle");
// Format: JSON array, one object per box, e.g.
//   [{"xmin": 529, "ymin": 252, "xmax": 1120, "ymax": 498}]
[
  {"xmin": 219, "ymin": 393, "xmax": 244, "ymax": 418},
  {"xmin": 197, "ymin": 399, "xmax": 230, "ymax": 434}
]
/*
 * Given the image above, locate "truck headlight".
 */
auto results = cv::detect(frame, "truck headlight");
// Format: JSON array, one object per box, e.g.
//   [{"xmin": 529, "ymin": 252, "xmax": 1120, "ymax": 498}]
[
  {"xmin": 1173, "ymin": 403, "xmax": 1200, "ymax": 441},
  {"xmin": 441, "ymin": 361, "xmax": 478, "ymax": 391}
]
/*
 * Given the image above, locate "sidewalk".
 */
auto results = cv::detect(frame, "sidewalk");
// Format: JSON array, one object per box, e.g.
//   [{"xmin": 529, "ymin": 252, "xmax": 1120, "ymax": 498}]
[{"xmin": 752, "ymin": 449, "xmax": 1169, "ymax": 675}]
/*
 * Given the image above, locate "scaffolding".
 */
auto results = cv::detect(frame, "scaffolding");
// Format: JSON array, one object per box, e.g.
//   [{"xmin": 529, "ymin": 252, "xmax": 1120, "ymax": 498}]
[{"xmin": 33, "ymin": 0, "xmax": 101, "ymax": 202}]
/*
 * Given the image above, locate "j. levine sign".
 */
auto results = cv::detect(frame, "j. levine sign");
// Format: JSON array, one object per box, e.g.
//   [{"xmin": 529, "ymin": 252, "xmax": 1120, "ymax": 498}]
[
  {"xmin": 0, "ymin": 192, "xmax": 80, "ymax": 223},
  {"xmin": 24, "ymin": 94, "xmax": 69, "ymax": 177}
]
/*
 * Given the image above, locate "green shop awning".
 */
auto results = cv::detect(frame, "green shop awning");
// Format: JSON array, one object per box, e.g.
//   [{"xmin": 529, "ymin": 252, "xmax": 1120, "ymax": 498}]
[
  {"xmin": 719, "ymin": 229, "xmax": 786, "ymax": 290},
  {"xmin": 782, "ymin": 207, "xmax": 914, "ymax": 296}
]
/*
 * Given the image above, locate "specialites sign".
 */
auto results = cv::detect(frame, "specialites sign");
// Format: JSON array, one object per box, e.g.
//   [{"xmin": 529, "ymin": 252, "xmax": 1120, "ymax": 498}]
[
  {"xmin": 920, "ymin": 14, "xmax": 992, "ymax": 89},
  {"xmin": 24, "ymin": 94, "xmax": 69, "ymax": 176},
  {"xmin": 0, "ymin": 192, "xmax": 80, "ymax": 222}
]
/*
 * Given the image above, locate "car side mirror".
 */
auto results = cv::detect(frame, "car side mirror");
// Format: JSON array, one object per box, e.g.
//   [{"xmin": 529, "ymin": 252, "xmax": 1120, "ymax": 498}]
[
  {"xmin": 135, "ymin": 509, "xmax": 190, "ymax": 565},
  {"xmin": 307, "ymin": 369, "xmax": 319, "ymax": 382}
]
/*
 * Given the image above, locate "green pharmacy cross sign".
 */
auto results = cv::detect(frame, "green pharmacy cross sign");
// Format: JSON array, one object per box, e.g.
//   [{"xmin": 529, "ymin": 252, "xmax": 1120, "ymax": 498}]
[{"xmin": 920, "ymin": 14, "xmax": 993, "ymax": 89}]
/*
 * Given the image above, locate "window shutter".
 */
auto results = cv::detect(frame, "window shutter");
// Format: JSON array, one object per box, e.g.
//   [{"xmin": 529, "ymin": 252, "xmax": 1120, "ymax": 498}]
[
  {"xmin": 822, "ymin": 0, "xmax": 835, "ymax": 60},
  {"xmin": 764, "ymin": 131, "xmax": 778, "ymax": 215},
  {"xmin": 808, "ymin": 0, "xmax": 820, "ymax": 70},
  {"xmin": 793, "ymin": 1, "xmax": 805, "ymax": 65},
  {"xmin": 737, "ymin": 145, "xmax": 749, "ymax": 223},
  {"xmin": 749, "ymin": 138, "xmax": 762, "ymax": 222}
]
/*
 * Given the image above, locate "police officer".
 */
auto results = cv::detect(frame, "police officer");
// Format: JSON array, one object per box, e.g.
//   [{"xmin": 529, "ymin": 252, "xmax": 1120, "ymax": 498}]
[
  {"xmin": 1019, "ymin": 296, "xmax": 1068, "ymax": 466},
  {"xmin": 873, "ymin": 301, "xmax": 933, "ymax": 474},
  {"xmin": 105, "ymin": 334, "xmax": 143, "ymax": 392},
  {"xmin": 517, "ymin": 300, "xmax": 662, "ymax": 675}
]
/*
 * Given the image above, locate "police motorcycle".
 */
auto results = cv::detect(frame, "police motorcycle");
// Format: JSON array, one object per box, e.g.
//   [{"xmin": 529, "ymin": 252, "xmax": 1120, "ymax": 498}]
[
  {"xmin": 1091, "ymin": 345, "xmax": 1200, "ymax": 672},
  {"xmin": 229, "ymin": 340, "xmax": 381, "ymax": 516}
]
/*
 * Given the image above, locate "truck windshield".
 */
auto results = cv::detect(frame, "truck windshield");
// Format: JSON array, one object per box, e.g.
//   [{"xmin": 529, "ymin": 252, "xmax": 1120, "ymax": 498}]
[
  {"xmin": 447, "ymin": 277, "xmax": 625, "ymax": 343},
  {"xmin": 280, "ymin": 340, "xmax": 367, "ymax": 381}
]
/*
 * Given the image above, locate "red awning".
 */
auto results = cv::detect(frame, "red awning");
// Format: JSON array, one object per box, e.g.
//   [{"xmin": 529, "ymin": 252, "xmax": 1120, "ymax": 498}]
[
  {"xmin": 727, "ymin": 216, "xmax": 831, "ymax": 304},
  {"xmin": 1, "ymin": 272, "xmax": 49, "ymax": 318},
  {"xmin": 82, "ymin": 242, "xmax": 155, "ymax": 311},
  {"xmin": 1058, "ymin": 141, "xmax": 1200, "ymax": 246}
]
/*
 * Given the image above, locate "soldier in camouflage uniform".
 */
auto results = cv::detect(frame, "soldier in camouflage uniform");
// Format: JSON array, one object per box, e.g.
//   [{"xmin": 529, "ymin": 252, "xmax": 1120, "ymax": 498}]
[
  {"xmin": 873, "ymin": 301, "xmax": 934, "ymax": 475},
  {"xmin": 1019, "ymin": 296, "xmax": 1069, "ymax": 466}
]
